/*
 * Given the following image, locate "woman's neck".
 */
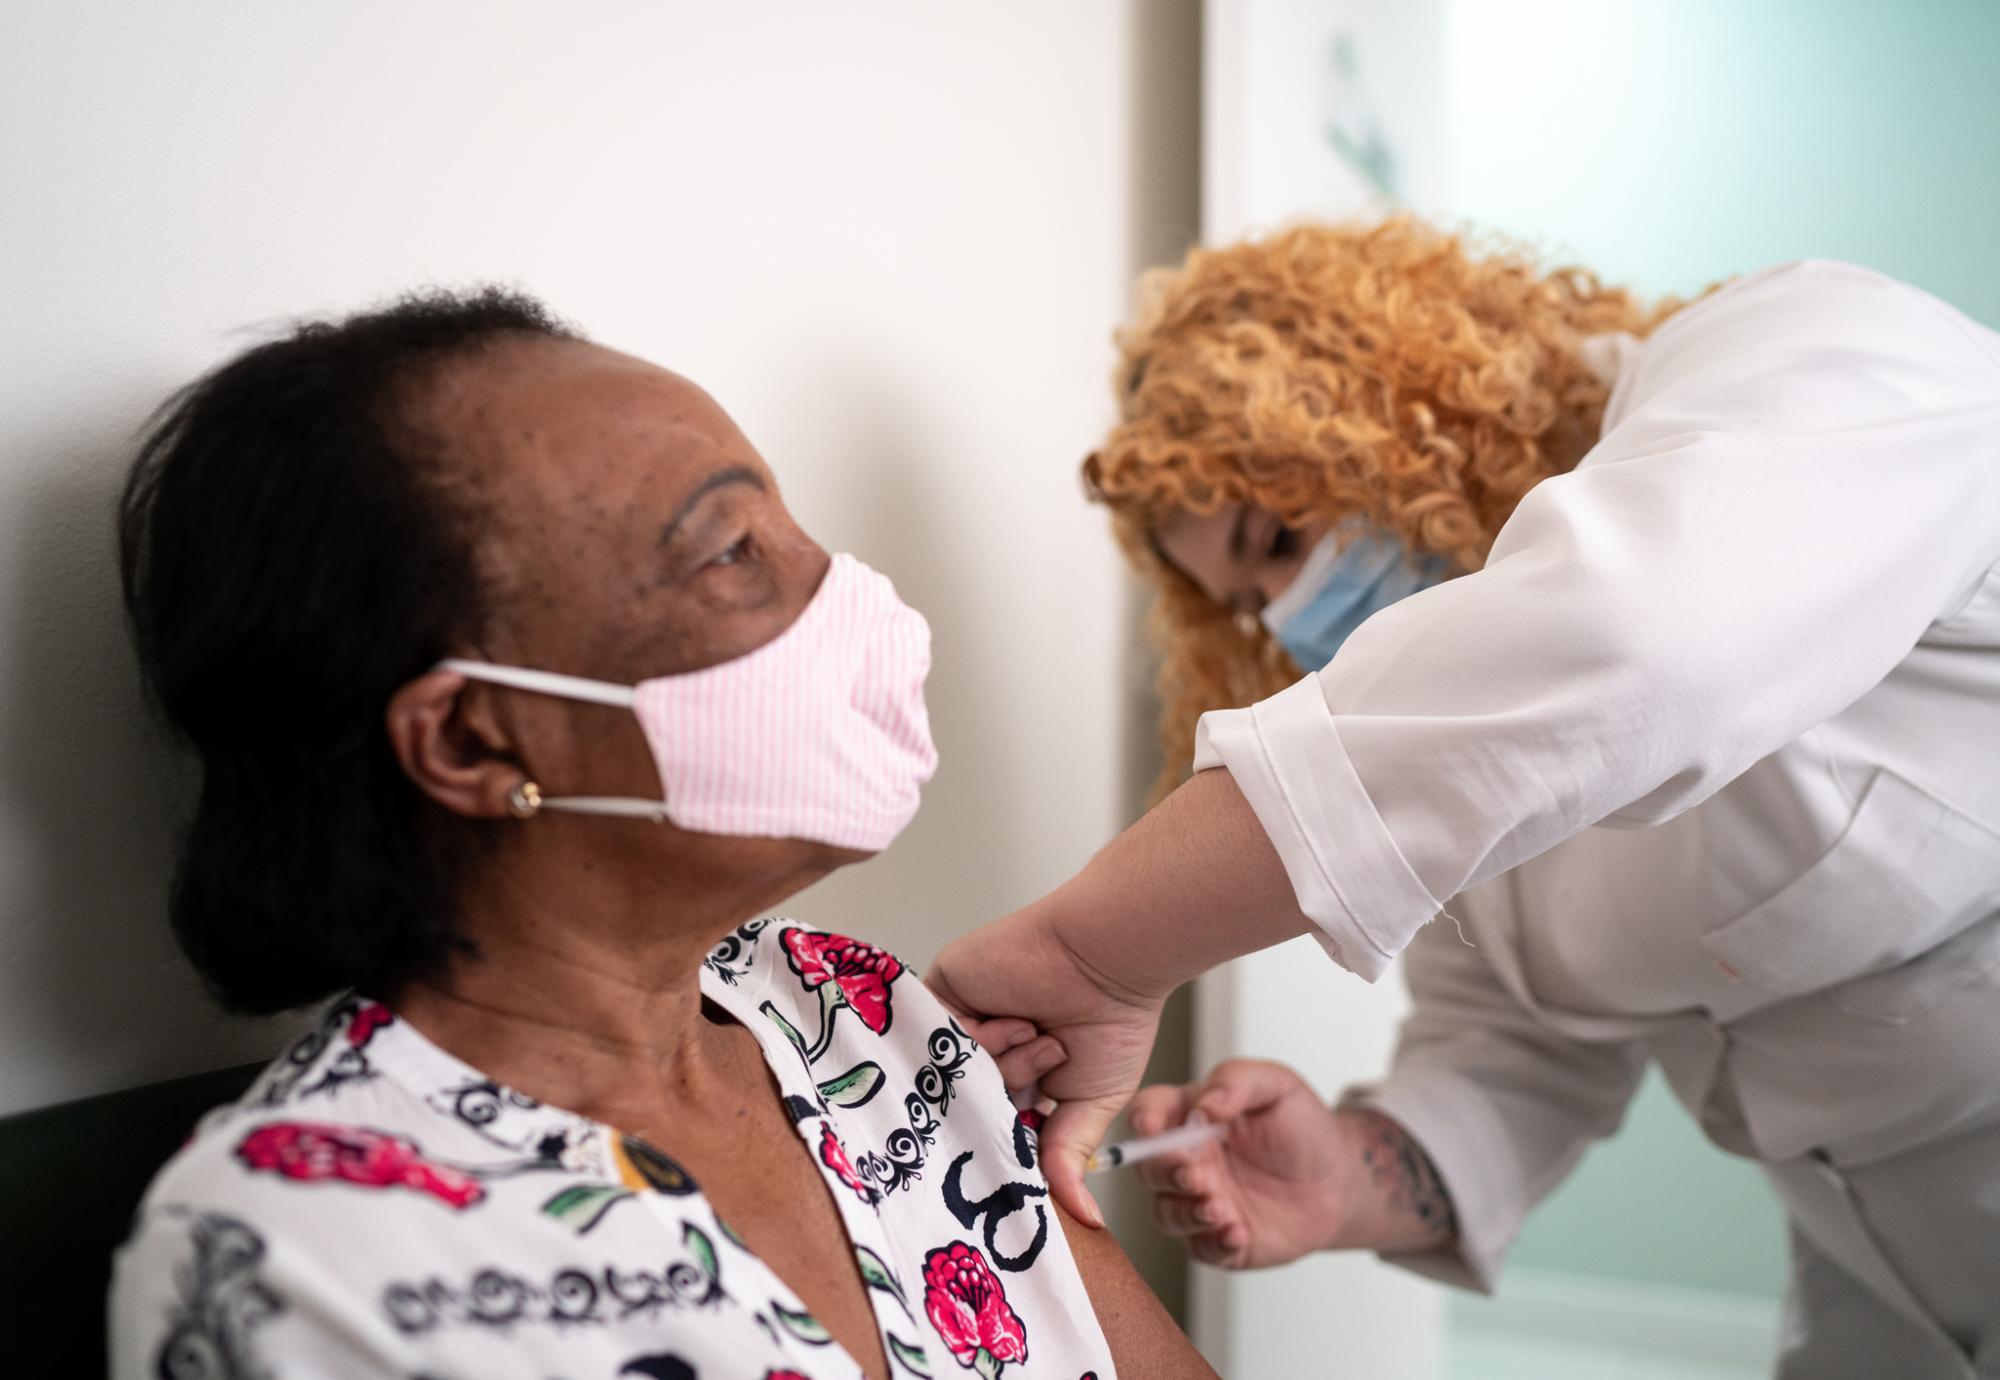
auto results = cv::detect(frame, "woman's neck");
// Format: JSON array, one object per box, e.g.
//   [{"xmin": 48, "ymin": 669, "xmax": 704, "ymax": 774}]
[{"xmin": 387, "ymin": 841, "xmax": 828, "ymax": 1129}]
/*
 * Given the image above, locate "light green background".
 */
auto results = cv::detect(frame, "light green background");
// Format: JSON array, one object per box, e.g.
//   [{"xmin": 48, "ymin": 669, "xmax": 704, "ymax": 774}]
[
  {"xmin": 1430, "ymin": 0, "xmax": 2000, "ymax": 1300},
  {"xmin": 1441, "ymin": 0, "xmax": 2000, "ymax": 329}
]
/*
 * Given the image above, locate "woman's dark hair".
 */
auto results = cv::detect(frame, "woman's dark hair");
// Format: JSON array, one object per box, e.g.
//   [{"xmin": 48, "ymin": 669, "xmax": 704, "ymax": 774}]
[{"xmin": 119, "ymin": 288, "xmax": 574, "ymax": 1015}]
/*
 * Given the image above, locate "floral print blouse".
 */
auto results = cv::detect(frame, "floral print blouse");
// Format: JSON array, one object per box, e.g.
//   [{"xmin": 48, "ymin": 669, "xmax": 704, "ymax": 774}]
[{"xmin": 110, "ymin": 920, "xmax": 1115, "ymax": 1380}]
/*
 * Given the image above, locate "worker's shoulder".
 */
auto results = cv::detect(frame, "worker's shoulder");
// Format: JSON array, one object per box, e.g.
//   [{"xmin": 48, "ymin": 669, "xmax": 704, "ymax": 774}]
[
  {"xmin": 1663, "ymin": 258, "xmax": 1993, "ymax": 365},
  {"xmin": 1730, "ymin": 257, "xmax": 1910, "ymax": 295},
  {"xmin": 1619, "ymin": 259, "xmax": 2000, "ymax": 424}
]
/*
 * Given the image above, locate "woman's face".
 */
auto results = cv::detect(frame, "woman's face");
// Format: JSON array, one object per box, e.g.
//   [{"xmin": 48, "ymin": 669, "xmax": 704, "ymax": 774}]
[
  {"xmin": 412, "ymin": 335, "xmax": 840, "ymax": 849},
  {"xmin": 1151, "ymin": 502, "xmax": 1332, "ymax": 621}
]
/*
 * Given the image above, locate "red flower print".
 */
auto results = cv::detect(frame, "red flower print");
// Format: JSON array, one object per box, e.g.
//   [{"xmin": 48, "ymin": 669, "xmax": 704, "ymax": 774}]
[
  {"xmin": 818, "ymin": 1121, "xmax": 879, "ymax": 1206},
  {"xmin": 783, "ymin": 928, "xmax": 902, "ymax": 1035},
  {"xmin": 923, "ymin": 1240, "xmax": 1028, "ymax": 1376},
  {"xmin": 236, "ymin": 1122, "xmax": 485, "ymax": 1210},
  {"xmin": 347, "ymin": 1001, "xmax": 393, "ymax": 1047},
  {"xmin": 765, "ymin": 1373, "xmax": 813, "ymax": 1380}
]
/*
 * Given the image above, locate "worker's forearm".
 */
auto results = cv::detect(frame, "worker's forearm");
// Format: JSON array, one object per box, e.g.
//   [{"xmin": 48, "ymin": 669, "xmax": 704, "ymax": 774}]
[
  {"xmin": 1039, "ymin": 768, "xmax": 1313, "ymax": 1003},
  {"xmin": 1329, "ymin": 1108, "xmax": 1458, "ymax": 1255}
]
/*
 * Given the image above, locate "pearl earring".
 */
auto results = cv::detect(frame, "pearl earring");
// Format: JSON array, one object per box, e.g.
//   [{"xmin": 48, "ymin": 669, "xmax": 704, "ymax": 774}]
[{"xmin": 506, "ymin": 780, "xmax": 543, "ymax": 819}]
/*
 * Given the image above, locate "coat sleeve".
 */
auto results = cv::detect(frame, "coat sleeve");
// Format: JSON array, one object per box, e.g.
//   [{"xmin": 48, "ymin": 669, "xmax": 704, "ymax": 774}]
[
  {"xmin": 1195, "ymin": 261, "xmax": 2000, "ymax": 979},
  {"xmin": 1343, "ymin": 918, "xmax": 1649, "ymax": 1291}
]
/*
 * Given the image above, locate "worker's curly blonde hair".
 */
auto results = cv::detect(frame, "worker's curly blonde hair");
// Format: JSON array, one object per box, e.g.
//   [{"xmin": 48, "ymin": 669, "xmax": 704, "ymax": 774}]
[{"xmin": 1086, "ymin": 216, "xmax": 1679, "ymax": 798}]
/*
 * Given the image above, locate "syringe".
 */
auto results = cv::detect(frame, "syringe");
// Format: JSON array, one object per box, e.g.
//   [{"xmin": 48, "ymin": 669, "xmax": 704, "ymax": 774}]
[{"xmin": 1084, "ymin": 1116, "xmax": 1226, "ymax": 1174}]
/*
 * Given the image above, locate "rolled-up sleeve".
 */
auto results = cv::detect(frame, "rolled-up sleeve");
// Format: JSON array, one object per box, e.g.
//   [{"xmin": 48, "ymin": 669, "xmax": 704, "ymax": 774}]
[
  {"xmin": 1196, "ymin": 261, "xmax": 2000, "ymax": 978},
  {"xmin": 1192, "ymin": 679, "xmax": 1430, "ymax": 981}
]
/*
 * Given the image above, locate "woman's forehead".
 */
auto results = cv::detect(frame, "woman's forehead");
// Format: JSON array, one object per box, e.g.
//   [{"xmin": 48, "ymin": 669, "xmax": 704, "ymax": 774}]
[{"xmin": 420, "ymin": 339, "xmax": 773, "ymax": 505}]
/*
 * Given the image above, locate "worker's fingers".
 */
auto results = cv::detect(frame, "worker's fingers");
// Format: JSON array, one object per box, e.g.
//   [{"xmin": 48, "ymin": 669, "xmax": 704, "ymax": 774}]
[
  {"xmin": 1151, "ymin": 1189, "xmax": 1235, "ymax": 1238},
  {"xmin": 978, "ymin": 1018, "xmax": 1042, "ymax": 1054},
  {"xmin": 1175, "ymin": 1157, "xmax": 1220, "ymax": 1199},
  {"xmin": 923, "ymin": 963, "xmax": 976, "ymax": 1022},
  {"xmin": 1040, "ymin": 1095, "xmax": 1123, "ymax": 1230},
  {"xmin": 936, "ymin": 1002, "xmax": 1041, "ymax": 1063},
  {"xmin": 992, "ymin": 1035, "xmax": 1066, "ymax": 1097},
  {"xmin": 1150, "ymin": 1192, "xmax": 1209, "ymax": 1237},
  {"xmin": 925, "ymin": 967, "xmax": 1042, "ymax": 1058},
  {"xmin": 1186, "ymin": 1226, "xmax": 1249, "ymax": 1270},
  {"xmin": 1127, "ymin": 1083, "xmax": 1196, "ymax": 1138},
  {"xmin": 1134, "ymin": 1153, "xmax": 1184, "ymax": 1193},
  {"xmin": 1192, "ymin": 1058, "xmax": 1309, "ymax": 1124},
  {"xmin": 1133, "ymin": 1138, "xmax": 1223, "ymax": 1193}
]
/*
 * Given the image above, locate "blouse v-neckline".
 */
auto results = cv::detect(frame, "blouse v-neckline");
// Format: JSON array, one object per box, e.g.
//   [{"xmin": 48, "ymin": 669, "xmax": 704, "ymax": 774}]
[{"xmin": 363, "ymin": 960, "xmax": 909, "ymax": 1379}]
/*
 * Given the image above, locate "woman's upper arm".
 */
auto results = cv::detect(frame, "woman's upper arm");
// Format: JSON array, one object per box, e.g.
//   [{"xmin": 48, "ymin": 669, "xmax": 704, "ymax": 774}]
[{"xmin": 1054, "ymin": 1200, "xmax": 1220, "ymax": 1380}]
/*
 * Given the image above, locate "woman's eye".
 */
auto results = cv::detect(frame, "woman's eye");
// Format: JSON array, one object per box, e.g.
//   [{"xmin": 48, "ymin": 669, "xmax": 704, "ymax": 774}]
[
  {"xmin": 1268, "ymin": 526, "xmax": 1300, "ymax": 561},
  {"xmin": 710, "ymin": 535, "xmax": 753, "ymax": 568}
]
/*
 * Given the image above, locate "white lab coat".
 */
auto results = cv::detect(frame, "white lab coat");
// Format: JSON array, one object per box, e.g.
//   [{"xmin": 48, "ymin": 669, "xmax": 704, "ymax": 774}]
[{"xmin": 1194, "ymin": 261, "xmax": 2000, "ymax": 1377}]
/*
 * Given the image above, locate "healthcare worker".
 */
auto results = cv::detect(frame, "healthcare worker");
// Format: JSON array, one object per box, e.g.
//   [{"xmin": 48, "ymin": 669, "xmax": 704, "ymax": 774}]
[{"xmin": 928, "ymin": 217, "xmax": 2000, "ymax": 1378}]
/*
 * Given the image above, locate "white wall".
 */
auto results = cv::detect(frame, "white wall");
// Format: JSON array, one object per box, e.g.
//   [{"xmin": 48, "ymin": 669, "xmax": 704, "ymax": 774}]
[{"xmin": 0, "ymin": 2, "xmax": 1199, "ymax": 1148}]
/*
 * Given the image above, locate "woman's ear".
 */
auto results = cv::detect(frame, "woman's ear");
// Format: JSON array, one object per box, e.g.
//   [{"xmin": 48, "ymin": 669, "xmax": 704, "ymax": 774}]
[{"xmin": 385, "ymin": 667, "xmax": 521, "ymax": 819}]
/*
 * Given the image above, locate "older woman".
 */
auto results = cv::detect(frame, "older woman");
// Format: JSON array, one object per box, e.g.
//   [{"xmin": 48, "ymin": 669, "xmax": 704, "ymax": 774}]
[{"xmin": 110, "ymin": 292, "xmax": 1215, "ymax": 1380}]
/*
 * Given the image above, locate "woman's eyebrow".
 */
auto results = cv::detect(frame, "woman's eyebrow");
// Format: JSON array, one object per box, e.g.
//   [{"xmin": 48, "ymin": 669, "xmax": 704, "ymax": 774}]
[{"xmin": 658, "ymin": 465, "xmax": 765, "ymax": 546}]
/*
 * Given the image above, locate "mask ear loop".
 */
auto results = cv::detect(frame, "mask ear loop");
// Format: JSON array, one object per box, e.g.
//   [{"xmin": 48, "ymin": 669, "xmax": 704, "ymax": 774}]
[
  {"xmin": 536, "ymin": 797, "xmax": 670, "ymax": 822},
  {"xmin": 504, "ymin": 780, "xmax": 667, "ymax": 823},
  {"xmin": 443, "ymin": 660, "xmax": 668, "ymax": 824},
  {"xmin": 438, "ymin": 659, "xmax": 637, "ymax": 709}
]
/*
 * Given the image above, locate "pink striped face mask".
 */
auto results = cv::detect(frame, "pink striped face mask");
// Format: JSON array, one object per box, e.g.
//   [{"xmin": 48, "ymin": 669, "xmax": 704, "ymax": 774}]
[{"xmin": 438, "ymin": 553, "xmax": 937, "ymax": 853}]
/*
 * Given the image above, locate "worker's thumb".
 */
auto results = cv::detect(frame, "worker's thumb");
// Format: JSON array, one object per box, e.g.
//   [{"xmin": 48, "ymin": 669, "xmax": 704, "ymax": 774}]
[
  {"xmin": 1040, "ymin": 1095, "xmax": 1121, "ymax": 1230},
  {"xmin": 1193, "ymin": 1058, "xmax": 1307, "ymax": 1124}
]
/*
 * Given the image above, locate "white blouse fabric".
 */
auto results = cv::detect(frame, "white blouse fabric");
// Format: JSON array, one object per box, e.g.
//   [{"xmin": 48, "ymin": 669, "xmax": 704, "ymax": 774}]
[
  {"xmin": 1196, "ymin": 259, "xmax": 2000, "ymax": 982},
  {"xmin": 111, "ymin": 921, "xmax": 1115, "ymax": 1380}
]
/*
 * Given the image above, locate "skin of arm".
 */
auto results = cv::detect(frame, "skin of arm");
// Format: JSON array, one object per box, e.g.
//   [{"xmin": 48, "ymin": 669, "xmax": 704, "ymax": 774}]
[
  {"xmin": 1051, "ymin": 768, "xmax": 1313, "ymax": 1000},
  {"xmin": 1340, "ymin": 1108, "xmax": 1457, "ymax": 1254},
  {"xmin": 1055, "ymin": 1200, "xmax": 1222, "ymax": 1379}
]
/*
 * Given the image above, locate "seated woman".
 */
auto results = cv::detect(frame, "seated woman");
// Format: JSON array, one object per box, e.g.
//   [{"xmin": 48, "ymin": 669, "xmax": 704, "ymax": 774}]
[{"xmin": 110, "ymin": 292, "xmax": 1214, "ymax": 1380}]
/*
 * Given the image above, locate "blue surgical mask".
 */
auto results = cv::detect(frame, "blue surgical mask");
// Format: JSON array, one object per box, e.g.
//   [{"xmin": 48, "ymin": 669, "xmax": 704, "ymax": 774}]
[{"xmin": 1258, "ymin": 525, "xmax": 1449, "ymax": 670}]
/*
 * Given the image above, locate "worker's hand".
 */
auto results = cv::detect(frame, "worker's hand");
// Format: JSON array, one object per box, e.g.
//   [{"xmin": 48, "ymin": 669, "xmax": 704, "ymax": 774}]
[
  {"xmin": 926, "ymin": 903, "xmax": 1168, "ymax": 1230},
  {"xmin": 1128, "ymin": 1059, "xmax": 1460, "ymax": 1268},
  {"xmin": 1126, "ymin": 1059, "xmax": 1351, "ymax": 1269}
]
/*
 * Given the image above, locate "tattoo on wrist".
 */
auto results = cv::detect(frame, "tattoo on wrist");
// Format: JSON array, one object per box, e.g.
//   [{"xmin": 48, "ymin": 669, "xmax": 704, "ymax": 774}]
[{"xmin": 1353, "ymin": 1110, "xmax": 1457, "ymax": 1244}]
